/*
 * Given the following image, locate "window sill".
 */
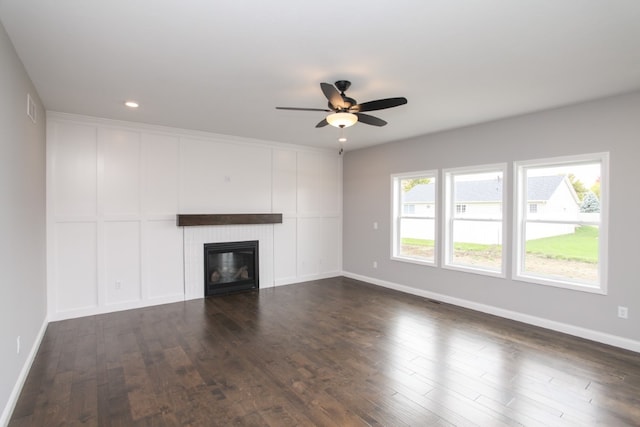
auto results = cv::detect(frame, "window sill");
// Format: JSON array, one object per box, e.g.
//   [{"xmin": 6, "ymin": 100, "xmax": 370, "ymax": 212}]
[
  {"xmin": 442, "ymin": 263, "xmax": 506, "ymax": 279},
  {"xmin": 514, "ymin": 273, "xmax": 606, "ymax": 295},
  {"xmin": 391, "ymin": 255, "xmax": 436, "ymax": 267}
]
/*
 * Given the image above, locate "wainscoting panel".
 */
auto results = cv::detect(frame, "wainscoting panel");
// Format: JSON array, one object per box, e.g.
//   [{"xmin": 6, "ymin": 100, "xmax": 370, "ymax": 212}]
[
  {"xmin": 101, "ymin": 128, "xmax": 141, "ymax": 216},
  {"xmin": 272, "ymin": 149, "xmax": 297, "ymax": 215},
  {"xmin": 104, "ymin": 221, "xmax": 141, "ymax": 305},
  {"xmin": 296, "ymin": 216, "xmax": 341, "ymax": 280},
  {"xmin": 54, "ymin": 221, "xmax": 98, "ymax": 312},
  {"xmin": 142, "ymin": 133, "xmax": 180, "ymax": 216},
  {"xmin": 51, "ymin": 122, "xmax": 97, "ymax": 218},
  {"xmin": 320, "ymin": 216, "xmax": 342, "ymax": 274},
  {"xmin": 144, "ymin": 220, "xmax": 184, "ymax": 300},
  {"xmin": 297, "ymin": 217, "xmax": 321, "ymax": 278},
  {"xmin": 179, "ymin": 137, "xmax": 272, "ymax": 214},
  {"xmin": 273, "ymin": 216, "xmax": 297, "ymax": 285},
  {"xmin": 297, "ymin": 151, "xmax": 342, "ymax": 216}
]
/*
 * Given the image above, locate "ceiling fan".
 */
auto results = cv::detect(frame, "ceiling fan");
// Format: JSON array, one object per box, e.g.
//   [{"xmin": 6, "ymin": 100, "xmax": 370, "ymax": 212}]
[{"xmin": 276, "ymin": 80, "xmax": 407, "ymax": 128}]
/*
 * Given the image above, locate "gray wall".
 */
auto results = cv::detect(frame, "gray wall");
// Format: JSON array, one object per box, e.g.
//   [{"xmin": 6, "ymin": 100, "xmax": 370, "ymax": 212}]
[
  {"xmin": 0, "ymin": 21, "xmax": 47, "ymax": 424},
  {"xmin": 344, "ymin": 91, "xmax": 640, "ymax": 343}
]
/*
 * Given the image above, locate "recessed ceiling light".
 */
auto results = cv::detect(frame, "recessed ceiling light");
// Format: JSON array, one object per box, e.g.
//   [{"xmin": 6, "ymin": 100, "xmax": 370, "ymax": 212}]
[{"xmin": 124, "ymin": 101, "xmax": 139, "ymax": 108}]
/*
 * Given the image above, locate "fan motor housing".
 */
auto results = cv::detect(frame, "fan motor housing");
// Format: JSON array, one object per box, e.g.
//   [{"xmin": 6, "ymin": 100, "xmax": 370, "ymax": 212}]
[{"xmin": 334, "ymin": 80, "xmax": 352, "ymax": 93}]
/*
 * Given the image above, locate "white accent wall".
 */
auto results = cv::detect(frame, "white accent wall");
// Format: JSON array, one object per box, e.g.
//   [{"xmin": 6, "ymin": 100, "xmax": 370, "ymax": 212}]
[{"xmin": 47, "ymin": 113, "xmax": 342, "ymax": 320}]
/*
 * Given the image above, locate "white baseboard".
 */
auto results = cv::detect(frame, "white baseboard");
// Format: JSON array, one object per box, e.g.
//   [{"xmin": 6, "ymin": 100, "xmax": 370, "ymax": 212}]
[
  {"xmin": 273, "ymin": 272, "xmax": 343, "ymax": 287},
  {"xmin": 49, "ymin": 294, "xmax": 186, "ymax": 321},
  {"xmin": 1, "ymin": 318, "xmax": 48, "ymax": 427},
  {"xmin": 273, "ymin": 272, "xmax": 342, "ymax": 288},
  {"xmin": 273, "ymin": 277, "xmax": 300, "ymax": 287},
  {"xmin": 342, "ymin": 271, "xmax": 640, "ymax": 354}
]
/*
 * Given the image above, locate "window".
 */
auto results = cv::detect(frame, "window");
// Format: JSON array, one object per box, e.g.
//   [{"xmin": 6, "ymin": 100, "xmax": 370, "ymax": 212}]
[
  {"xmin": 444, "ymin": 164, "xmax": 506, "ymax": 276},
  {"xmin": 392, "ymin": 171, "xmax": 437, "ymax": 265},
  {"xmin": 514, "ymin": 153, "xmax": 608, "ymax": 293},
  {"xmin": 529, "ymin": 203, "xmax": 538, "ymax": 214},
  {"xmin": 403, "ymin": 204, "xmax": 416, "ymax": 215}
]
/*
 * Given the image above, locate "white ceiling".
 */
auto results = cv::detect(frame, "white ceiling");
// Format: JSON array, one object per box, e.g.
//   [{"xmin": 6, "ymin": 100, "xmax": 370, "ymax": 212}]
[{"xmin": 2, "ymin": 1, "xmax": 640, "ymax": 151}]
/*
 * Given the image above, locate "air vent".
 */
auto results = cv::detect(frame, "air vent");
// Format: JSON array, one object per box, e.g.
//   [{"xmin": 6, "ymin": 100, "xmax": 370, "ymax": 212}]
[{"xmin": 27, "ymin": 93, "xmax": 37, "ymax": 123}]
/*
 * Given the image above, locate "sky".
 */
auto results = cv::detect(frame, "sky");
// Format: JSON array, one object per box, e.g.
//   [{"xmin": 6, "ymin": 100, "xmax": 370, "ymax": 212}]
[{"xmin": 527, "ymin": 162, "xmax": 601, "ymax": 187}]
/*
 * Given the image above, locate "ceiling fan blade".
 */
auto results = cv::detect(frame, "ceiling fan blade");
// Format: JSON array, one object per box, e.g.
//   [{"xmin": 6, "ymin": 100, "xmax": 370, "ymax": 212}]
[
  {"xmin": 352, "ymin": 97, "xmax": 407, "ymax": 112},
  {"xmin": 315, "ymin": 118, "xmax": 329, "ymax": 128},
  {"xmin": 355, "ymin": 113, "xmax": 387, "ymax": 127},
  {"xmin": 276, "ymin": 107, "xmax": 331, "ymax": 112},
  {"xmin": 320, "ymin": 82, "xmax": 346, "ymax": 110}
]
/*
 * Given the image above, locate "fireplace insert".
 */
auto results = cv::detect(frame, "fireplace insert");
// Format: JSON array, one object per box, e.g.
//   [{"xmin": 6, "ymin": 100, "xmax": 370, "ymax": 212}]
[{"xmin": 204, "ymin": 240, "xmax": 259, "ymax": 296}]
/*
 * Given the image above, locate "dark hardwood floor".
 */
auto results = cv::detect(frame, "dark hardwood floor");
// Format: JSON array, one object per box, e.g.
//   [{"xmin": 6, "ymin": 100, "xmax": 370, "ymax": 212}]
[{"xmin": 10, "ymin": 277, "xmax": 640, "ymax": 426}]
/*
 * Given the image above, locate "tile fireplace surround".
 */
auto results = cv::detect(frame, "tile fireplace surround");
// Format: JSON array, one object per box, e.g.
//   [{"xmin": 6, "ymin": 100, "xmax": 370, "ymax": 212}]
[{"xmin": 179, "ymin": 214, "xmax": 282, "ymax": 299}]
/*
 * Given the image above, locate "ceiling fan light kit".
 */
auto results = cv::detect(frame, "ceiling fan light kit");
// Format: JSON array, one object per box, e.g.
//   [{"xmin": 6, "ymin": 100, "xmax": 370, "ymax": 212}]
[{"xmin": 327, "ymin": 112, "xmax": 358, "ymax": 128}]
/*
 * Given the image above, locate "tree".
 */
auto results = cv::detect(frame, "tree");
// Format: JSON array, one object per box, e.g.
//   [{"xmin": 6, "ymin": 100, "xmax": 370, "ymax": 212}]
[
  {"xmin": 590, "ymin": 177, "xmax": 601, "ymax": 199},
  {"xmin": 580, "ymin": 191, "xmax": 600, "ymax": 213},
  {"xmin": 402, "ymin": 177, "xmax": 431, "ymax": 192},
  {"xmin": 568, "ymin": 173, "xmax": 588, "ymax": 201}
]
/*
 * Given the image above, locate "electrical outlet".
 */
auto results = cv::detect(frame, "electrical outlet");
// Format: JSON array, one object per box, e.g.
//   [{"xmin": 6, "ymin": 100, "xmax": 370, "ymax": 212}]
[
  {"xmin": 17, "ymin": 336, "xmax": 20, "ymax": 354},
  {"xmin": 618, "ymin": 306, "xmax": 628, "ymax": 319},
  {"xmin": 115, "ymin": 280, "xmax": 122, "ymax": 290},
  {"xmin": 373, "ymin": 261, "xmax": 378, "ymax": 269}
]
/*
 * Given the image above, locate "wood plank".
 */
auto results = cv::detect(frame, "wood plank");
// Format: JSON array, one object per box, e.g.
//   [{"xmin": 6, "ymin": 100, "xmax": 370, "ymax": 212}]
[
  {"xmin": 9, "ymin": 277, "xmax": 640, "ymax": 426},
  {"xmin": 176, "ymin": 213, "xmax": 283, "ymax": 226}
]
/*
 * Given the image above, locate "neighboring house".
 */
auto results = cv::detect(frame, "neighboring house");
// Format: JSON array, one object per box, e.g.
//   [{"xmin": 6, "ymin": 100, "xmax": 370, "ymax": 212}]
[
  {"xmin": 402, "ymin": 175, "xmax": 580, "ymax": 243},
  {"xmin": 402, "ymin": 183, "xmax": 436, "ymax": 216}
]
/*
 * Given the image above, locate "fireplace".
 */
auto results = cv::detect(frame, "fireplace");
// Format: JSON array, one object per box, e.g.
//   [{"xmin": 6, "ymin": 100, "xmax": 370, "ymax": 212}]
[{"xmin": 204, "ymin": 240, "xmax": 259, "ymax": 296}]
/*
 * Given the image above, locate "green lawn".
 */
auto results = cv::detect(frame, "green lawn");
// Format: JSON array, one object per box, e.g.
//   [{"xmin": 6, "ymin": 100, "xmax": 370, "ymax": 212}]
[
  {"xmin": 401, "ymin": 238, "xmax": 435, "ymax": 248},
  {"xmin": 525, "ymin": 226, "xmax": 599, "ymax": 263},
  {"xmin": 401, "ymin": 238, "xmax": 500, "ymax": 253},
  {"xmin": 401, "ymin": 226, "xmax": 599, "ymax": 263}
]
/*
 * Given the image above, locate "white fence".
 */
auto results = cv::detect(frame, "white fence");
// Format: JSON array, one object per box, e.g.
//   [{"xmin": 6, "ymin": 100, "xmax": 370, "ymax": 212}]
[{"xmin": 401, "ymin": 218, "xmax": 581, "ymax": 244}]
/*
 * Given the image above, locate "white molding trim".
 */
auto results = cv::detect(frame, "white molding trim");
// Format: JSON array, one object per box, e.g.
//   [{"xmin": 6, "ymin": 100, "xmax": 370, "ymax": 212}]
[
  {"xmin": 273, "ymin": 273, "xmax": 342, "ymax": 288},
  {"xmin": 342, "ymin": 271, "xmax": 640, "ymax": 354},
  {"xmin": 46, "ymin": 111, "xmax": 337, "ymax": 155},
  {"xmin": 152, "ymin": 272, "xmax": 340, "ymax": 300},
  {"xmin": 295, "ymin": 271, "xmax": 342, "ymax": 284},
  {"xmin": 1, "ymin": 319, "xmax": 48, "ymax": 427},
  {"xmin": 48, "ymin": 294, "xmax": 185, "ymax": 322},
  {"xmin": 274, "ymin": 277, "xmax": 301, "ymax": 287}
]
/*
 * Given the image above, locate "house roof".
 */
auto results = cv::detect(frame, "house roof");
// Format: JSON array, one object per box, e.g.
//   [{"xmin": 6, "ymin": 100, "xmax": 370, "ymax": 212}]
[
  {"xmin": 527, "ymin": 175, "xmax": 566, "ymax": 202},
  {"xmin": 403, "ymin": 175, "xmax": 566, "ymax": 203},
  {"xmin": 403, "ymin": 183, "xmax": 436, "ymax": 203}
]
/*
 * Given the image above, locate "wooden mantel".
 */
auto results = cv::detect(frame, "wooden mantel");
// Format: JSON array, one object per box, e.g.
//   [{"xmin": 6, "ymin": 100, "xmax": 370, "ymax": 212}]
[{"xmin": 177, "ymin": 213, "xmax": 283, "ymax": 227}]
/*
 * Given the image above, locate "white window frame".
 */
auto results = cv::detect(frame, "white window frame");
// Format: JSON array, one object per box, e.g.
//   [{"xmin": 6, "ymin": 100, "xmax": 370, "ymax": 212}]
[
  {"xmin": 513, "ymin": 152, "xmax": 609, "ymax": 294},
  {"xmin": 443, "ymin": 163, "xmax": 507, "ymax": 278},
  {"xmin": 391, "ymin": 170, "xmax": 438, "ymax": 266}
]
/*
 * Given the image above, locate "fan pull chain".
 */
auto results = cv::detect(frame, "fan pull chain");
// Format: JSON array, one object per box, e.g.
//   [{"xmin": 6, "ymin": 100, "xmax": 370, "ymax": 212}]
[{"xmin": 338, "ymin": 128, "xmax": 347, "ymax": 155}]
